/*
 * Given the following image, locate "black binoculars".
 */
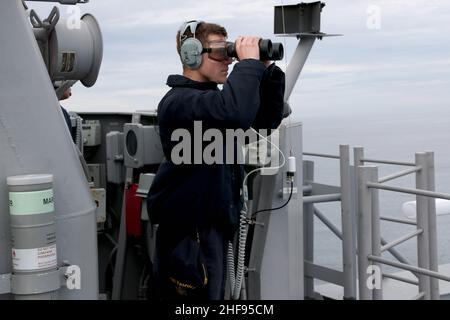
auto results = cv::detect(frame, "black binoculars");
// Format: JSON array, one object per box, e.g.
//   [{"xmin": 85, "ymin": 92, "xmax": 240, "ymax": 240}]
[{"xmin": 226, "ymin": 39, "xmax": 284, "ymax": 61}]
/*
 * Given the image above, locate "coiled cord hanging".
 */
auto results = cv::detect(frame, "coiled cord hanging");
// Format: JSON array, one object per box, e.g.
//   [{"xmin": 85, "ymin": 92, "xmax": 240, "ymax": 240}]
[
  {"xmin": 233, "ymin": 203, "xmax": 250, "ymax": 300},
  {"xmin": 227, "ymin": 242, "xmax": 236, "ymax": 298}
]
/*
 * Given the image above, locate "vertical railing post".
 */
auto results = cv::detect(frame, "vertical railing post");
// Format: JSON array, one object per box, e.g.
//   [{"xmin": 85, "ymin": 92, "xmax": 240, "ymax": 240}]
[
  {"xmin": 426, "ymin": 151, "xmax": 440, "ymax": 299},
  {"xmin": 415, "ymin": 152, "xmax": 431, "ymax": 299},
  {"xmin": 354, "ymin": 147, "xmax": 364, "ymax": 168},
  {"xmin": 303, "ymin": 160, "xmax": 315, "ymax": 298},
  {"xmin": 357, "ymin": 165, "xmax": 374, "ymax": 300},
  {"xmin": 339, "ymin": 145, "xmax": 357, "ymax": 299},
  {"xmin": 371, "ymin": 167, "xmax": 383, "ymax": 300}
]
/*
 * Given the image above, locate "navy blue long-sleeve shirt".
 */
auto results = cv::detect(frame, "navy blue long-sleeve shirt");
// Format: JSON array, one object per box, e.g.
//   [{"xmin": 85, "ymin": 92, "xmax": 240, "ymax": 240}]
[{"xmin": 147, "ymin": 59, "xmax": 285, "ymax": 241}]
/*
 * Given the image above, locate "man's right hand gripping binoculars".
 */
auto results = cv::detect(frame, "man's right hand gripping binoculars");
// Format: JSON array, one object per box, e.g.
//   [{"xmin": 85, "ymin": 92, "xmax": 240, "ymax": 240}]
[{"xmin": 226, "ymin": 39, "xmax": 284, "ymax": 61}]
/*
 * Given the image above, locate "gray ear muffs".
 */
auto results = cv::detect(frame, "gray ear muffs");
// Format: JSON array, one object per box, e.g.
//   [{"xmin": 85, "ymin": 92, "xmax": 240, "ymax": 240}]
[
  {"xmin": 179, "ymin": 20, "xmax": 204, "ymax": 70},
  {"xmin": 180, "ymin": 37, "xmax": 203, "ymax": 70}
]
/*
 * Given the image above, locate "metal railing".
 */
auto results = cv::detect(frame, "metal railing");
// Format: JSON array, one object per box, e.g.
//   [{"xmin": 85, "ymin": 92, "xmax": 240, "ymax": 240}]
[
  {"xmin": 356, "ymin": 148, "xmax": 450, "ymax": 300},
  {"xmin": 302, "ymin": 145, "xmax": 450, "ymax": 300},
  {"xmin": 303, "ymin": 145, "xmax": 357, "ymax": 300}
]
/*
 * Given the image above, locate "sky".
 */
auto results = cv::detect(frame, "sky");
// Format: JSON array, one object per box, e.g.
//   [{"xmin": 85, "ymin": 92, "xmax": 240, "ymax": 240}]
[{"xmin": 27, "ymin": 0, "xmax": 450, "ymax": 122}]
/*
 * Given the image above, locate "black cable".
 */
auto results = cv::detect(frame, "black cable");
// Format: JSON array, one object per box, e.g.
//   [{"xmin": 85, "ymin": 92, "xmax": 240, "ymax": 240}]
[{"xmin": 251, "ymin": 179, "xmax": 294, "ymax": 218}]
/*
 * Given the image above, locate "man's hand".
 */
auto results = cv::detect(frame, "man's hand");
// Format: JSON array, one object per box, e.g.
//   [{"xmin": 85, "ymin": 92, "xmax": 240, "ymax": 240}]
[{"xmin": 235, "ymin": 36, "xmax": 261, "ymax": 61}]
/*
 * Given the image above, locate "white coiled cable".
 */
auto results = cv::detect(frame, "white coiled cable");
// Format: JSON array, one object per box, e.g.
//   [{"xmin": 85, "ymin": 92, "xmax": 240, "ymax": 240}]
[
  {"xmin": 228, "ymin": 128, "xmax": 287, "ymax": 299},
  {"xmin": 227, "ymin": 242, "xmax": 236, "ymax": 298},
  {"xmin": 233, "ymin": 203, "xmax": 250, "ymax": 300}
]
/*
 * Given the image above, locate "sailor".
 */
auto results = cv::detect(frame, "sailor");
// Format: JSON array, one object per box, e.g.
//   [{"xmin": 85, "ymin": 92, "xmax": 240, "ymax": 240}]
[{"xmin": 147, "ymin": 20, "xmax": 285, "ymax": 300}]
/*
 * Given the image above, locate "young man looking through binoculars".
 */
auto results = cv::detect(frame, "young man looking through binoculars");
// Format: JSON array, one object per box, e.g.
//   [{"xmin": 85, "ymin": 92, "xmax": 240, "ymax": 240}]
[{"xmin": 147, "ymin": 20, "xmax": 285, "ymax": 300}]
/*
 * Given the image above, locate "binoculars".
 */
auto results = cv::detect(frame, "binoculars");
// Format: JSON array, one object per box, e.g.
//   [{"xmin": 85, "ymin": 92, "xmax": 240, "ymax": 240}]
[{"xmin": 226, "ymin": 39, "xmax": 284, "ymax": 61}]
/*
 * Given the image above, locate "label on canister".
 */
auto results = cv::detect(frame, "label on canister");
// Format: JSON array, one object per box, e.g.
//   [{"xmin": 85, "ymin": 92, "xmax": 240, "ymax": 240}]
[
  {"xmin": 9, "ymin": 189, "xmax": 54, "ymax": 216},
  {"xmin": 12, "ymin": 244, "xmax": 57, "ymax": 271}
]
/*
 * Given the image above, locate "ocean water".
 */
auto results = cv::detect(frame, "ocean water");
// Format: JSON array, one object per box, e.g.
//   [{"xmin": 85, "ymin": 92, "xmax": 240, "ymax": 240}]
[{"xmin": 297, "ymin": 105, "xmax": 450, "ymax": 271}]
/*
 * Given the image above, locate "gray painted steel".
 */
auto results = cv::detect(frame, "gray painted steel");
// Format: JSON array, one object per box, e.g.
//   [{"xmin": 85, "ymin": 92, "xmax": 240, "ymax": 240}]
[
  {"xmin": 378, "ymin": 166, "xmax": 421, "ymax": 184},
  {"xmin": 369, "ymin": 255, "xmax": 450, "ymax": 282},
  {"xmin": 255, "ymin": 123, "xmax": 304, "ymax": 299},
  {"xmin": 8, "ymin": 175, "xmax": 59, "ymax": 298},
  {"xmin": 426, "ymin": 152, "xmax": 440, "ymax": 299},
  {"xmin": 111, "ymin": 168, "xmax": 133, "ymax": 300},
  {"xmin": 380, "ymin": 215, "xmax": 417, "ymax": 226},
  {"xmin": 371, "ymin": 167, "xmax": 383, "ymax": 300},
  {"xmin": 284, "ymin": 37, "xmax": 316, "ymax": 104},
  {"xmin": 304, "ymin": 261, "xmax": 344, "ymax": 287},
  {"xmin": 303, "ymin": 160, "xmax": 314, "ymax": 298},
  {"xmin": 415, "ymin": 153, "xmax": 431, "ymax": 299},
  {"xmin": 313, "ymin": 207, "xmax": 343, "ymax": 240},
  {"xmin": 360, "ymin": 158, "xmax": 416, "ymax": 167},
  {"xmin": 304, "ymin": 152, "xmax": 340, "ymax": 159},
  {"xmin": 0, "ymin": 0, "xmax": 98, "ymax": 299},
  {"xmin": 303, "ymin": 193, "xmax": 341, "ymax": 204},
  {"xmin": 380, "ymin": 230, "xmax": 423, "ymax": 253},
  {"xmin": 367, "ymin": 182, "xmax": 450, "ymax": 200},
  {"xmin": 357, "ymin": 166, "xmax": 375, "ymax": 300},
  {"xmin": 383, "ymin": 273, "xmax": 419, "ymax": 286},
  {"xmin": 49, "ymin": 15, "xmax": 103, "ymax": 87},
  {"xmin": 339, "ymin": 145, "xmax": 357, "ymax": 300}
]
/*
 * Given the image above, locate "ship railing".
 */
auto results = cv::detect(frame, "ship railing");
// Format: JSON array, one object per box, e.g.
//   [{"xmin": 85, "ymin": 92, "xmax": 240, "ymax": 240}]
[
  {"xmin": 302, "ymin": 145, "xmax": 450, "ymax": 300},
  {"xmin": 356, "ymin": 148, "xmax": 450, "ymax": 300},
  {"xmin": 302, "ymin": 146, "xmax": 357, "ymax": 300}
]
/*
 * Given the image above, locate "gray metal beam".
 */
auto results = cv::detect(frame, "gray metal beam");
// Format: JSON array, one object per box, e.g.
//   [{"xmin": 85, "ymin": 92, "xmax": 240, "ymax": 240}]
[
  {"xmin": 284, "ymin": 37, "xmax": 315, "ymax": 103},
  {"xmin": 303, "ymin": 193, "xmax": 341, "ymax": 204},
  {"xmin": 339, "ymin": 145, "xmax": 357, "ymax": 300},
  {"xmin": 415, "ymin": 153, "xmax": 431, "ymax": 299},
  {"xmin": 366, "ymin": 183, "xmax": 450, "ymax": 200},
  {"xmin": 361, "ymin": 158, "xmax": 416, "ymax": 167},
  {"xmin": 426, "ymin": 151, "xmax": 440, "ymax": 299},
  {"xmin": 378, "ymin": 166, "xmax": 422, "ymax": 184},
  {"xmin": 382, "ymin": 273, "xmax": 419, "ymax": 286},
  {"xmin": 380, "ymin": 215, "xmax": 417, "ymax": 226},
  {"xmin": 381, "ymin": 229, "xmax": 423, "ymax": 253},
  {"xmin": 368, "ymin": 255, "xmax": 450, "ymax": 282},
  {"xmin": 303, "ymin": 161, "xmax": 315, "ymax": 298},
  {"xmin": 357, "ymin": 166, "xmax": 375, "ymax": 300},
  {"xmin": 303, "ymin": 152, "xmax": 340, "ymax": 159},
  {"xmin": 304, "ymin": 261, "xmax": 344, "ymax": 287}
]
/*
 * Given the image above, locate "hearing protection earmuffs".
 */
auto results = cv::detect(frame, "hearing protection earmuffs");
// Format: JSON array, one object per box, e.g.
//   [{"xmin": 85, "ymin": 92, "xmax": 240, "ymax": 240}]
[{"xmin": 179, "ymin": 20, "xmax": 204, "ymax": 70}]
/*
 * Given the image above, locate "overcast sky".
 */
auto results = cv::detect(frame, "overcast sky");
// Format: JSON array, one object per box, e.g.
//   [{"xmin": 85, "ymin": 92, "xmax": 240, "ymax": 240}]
[{"xmin": 27, "ymin": 0, "xmax": 450, "ymax": 121}]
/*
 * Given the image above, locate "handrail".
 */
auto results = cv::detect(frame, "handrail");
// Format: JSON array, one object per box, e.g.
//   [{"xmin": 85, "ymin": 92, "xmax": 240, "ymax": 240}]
[
  {"xmin": 382, "ymin": 273, "xmax": 419, "ymax": 286},
  {"xmin": 381, "ymin": 229, "xmax": 423, "ymax": 253},
  {"xmin": 303, "ymin": 193, "xmax": 341, "ymax": 204},
  {"xmin": 367, "ymin": 182, "xmax": 450, "ymax": 200},
  {"xmin": 368, "ymin": 255, "xmax": 450, "ymax": 282},
  {"xmin": 378, "ymin": 166, "xmax": 422, "ymax": 183},
  {"xmin": 380, "ymin": 215, "xmax": 417, "ymax": 226},
  {"xmin": 303, "ymin": 152, "xmax": 339, "ymax": 159},
  {"xmin": 361, "ymin": 158, "xmax": 416, "ymax": 167}
]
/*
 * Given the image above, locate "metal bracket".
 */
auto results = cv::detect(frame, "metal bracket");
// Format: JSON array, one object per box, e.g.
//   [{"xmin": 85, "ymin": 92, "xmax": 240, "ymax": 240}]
[
  {"xmin": 43, "ymin": 6, "xmax": 60, "ymax": 31},
  {"xmin": 29, "ymin": 9, "xmax": 43, "ymax": 28},
  {"xmin": 0, "ymin": 263, "xmax": 78, "ymax": 295}
]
